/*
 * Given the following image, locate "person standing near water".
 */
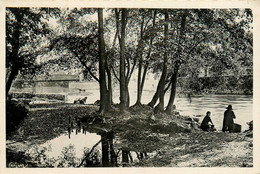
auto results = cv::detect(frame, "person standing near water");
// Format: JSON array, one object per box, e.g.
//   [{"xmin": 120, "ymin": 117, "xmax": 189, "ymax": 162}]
[
  {"xmin": 222, "ymin": 105, "xmax": 236, "ymax": 133},
  {"xmin": 201, "ymin": 111, "xmax": 214, "ymax": 131}
]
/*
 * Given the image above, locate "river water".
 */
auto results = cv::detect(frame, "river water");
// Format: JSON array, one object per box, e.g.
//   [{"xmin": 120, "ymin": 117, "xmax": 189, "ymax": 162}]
[
  {"xmin": 138, "ymin": 91, "xmax": 253, "ymax": 131},
  {"xmin": 173, "ymin": 95, "xmax": 253, "ymax": 131}
]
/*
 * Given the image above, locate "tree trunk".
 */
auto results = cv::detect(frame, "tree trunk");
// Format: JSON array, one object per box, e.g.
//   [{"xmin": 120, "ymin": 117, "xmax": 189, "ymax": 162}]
[
  {"xmin": 6, "ymin": 65, "xmax": 19, "ymax": 97},
  {"xmin": 126, "ymin": 83, "xmax": 130, "ymax": 107},
  {"xmin": 148, "ymin": 84, "xmax": 159, "ymax": 107},
  {"xmin": 139, "ymin": 63, "xmax": 148, "ymax": 97},
  {"xmin": 107, "ymin": 67, "xmax": 113, "ymax": 106},
  {"xmin": 154, "ymin": 74, "xmax": 167, "ymax": 113},
  {"xmin": 137, "ymin": 10, "xmax": 157, "ymax": 106},
  {"xmin": 154, "ymin": 10, "xmax": 169, "ymax": 113},
  {"xmin": 135, "ymin": 15, "xmax": 145, "ymax": 106},
  {"xmin": 135, "ymin": 48, "xmax": 143, "ymax": 106},
  {"xmin": 165, "ymin": 10, "xmax": 187, "ymax": 114},
  {"xmin": 6, "ymin": 9, "xmax": 22, "ymax": 97},
  {"xmin": 119, "ymin": 9, "xmax": 127, "ymax": 112},
  {"xmin": 164, "ymin": 79, "xmax": 172, "ymax": 93},
  {"xmin": 165, "ymin": 64, "xmax": 179, "ymax": 114},
  {"xmin": 105, "ymin": 59, "xmax": 113, "ymax": 107},
  {"xmin": 136, "ymin": 61, "xmax": 148, "ymax": 106},
  {"xmin": 148, "ymin": 76, "xmax": 171, "ymax": 108},
  {"xmin": 98, "ymin": 8, "xmax": 109, "ymax": 113}
]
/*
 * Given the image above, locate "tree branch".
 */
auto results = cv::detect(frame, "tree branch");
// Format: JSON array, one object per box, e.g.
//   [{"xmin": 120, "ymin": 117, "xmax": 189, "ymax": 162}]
[
  {"xmin": 144, "ymin": 9, "xmax": 157, "ymax": 63},
  {"xmin": 72, "ymin": 51, "xmax": 100, "ymax": 82},
  {"xmin": 164, "ymin": 76, "xmax": 172, "ymax": 93},
  {"xmin": 125, "ymin": 56, "xmax": 130, "ymax": 83},
  {"xmin": 111, "ymin": 65, "xmax": 120, "ymax": 81},
  {"xmin": 112, "ymin": 29, "xmax": 119, "ymax": 48},
  {"xmin": 127, "ymin": 59, "xmax": 136, "ymax": 84},
  {"xmin": 84, "ymin": 63, "xmax": 100, "ymax": 82},
  {"xmin": 115, "ymin": 8, "xmax": 121, "ymax": 43},
  {"xmin": 143, "ymin": 15, "xmax": 152, "ymax": 35},
  {"xmin": 187, "ymin": 36, "xmax": 206, "ymax": 55}
]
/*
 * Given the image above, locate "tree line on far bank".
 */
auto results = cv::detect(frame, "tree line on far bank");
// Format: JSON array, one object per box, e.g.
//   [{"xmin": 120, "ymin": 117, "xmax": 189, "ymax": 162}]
[{"xmin": 6, "ymin": 8, "xmax": 253, "ymax": 114}]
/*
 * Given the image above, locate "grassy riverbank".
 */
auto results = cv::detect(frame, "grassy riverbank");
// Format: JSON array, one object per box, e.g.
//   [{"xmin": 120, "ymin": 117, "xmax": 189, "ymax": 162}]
[{"xmin": 6, "ymin": 103, "xmax": 253, "ymax": 167}]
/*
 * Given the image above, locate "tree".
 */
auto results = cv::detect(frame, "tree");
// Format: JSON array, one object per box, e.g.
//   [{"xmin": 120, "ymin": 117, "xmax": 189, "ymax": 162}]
[
  {"xmin": 48, "ymin": 8, "xmax": 113, "ymax": 112},
  {"xmin": 98, "ymin": 8, "xmax": 110, "ymax": 113},
  {"xmin": 135, "ymin": 9, "xmax": 157, "ymax": 106},
  {"xmin": 165, "ymin": 10, "xmax": 187, "ymax": 113},
  {"xmin": 148, "ymin": 8, "xmax": 252, "ymax": 111},
  {"xmin": 46, "ymin": 8, "xmax": 100, "ymax": 81},
  {"xmin": 119, "ymin": 8, "xmax": 128, "ymax": 112},
  {"xmin": 153, "ymin": 10, "xmax": 170, "ymax": 113},
  {"xmin": 147, "ymin": 10, "xmax": 174, "ymax": 108},
  {"xmin": 177, "ymin": 9, "xmax": 252, "ymax": 96},
  {"xmin": 6, "ymin": 8, "xmax": 51, "ymax": 97},
  {"xmin": 108, "ymin": 9, "xmax": 155, "ymax": 108},
  {"xmin": 114, "ymin": 8, "xmax": 128, "ymax": 112}
]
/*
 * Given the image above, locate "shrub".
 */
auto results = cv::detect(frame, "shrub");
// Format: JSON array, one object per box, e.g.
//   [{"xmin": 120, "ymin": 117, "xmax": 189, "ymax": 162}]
[{"xmin": 6, "ymin": 99, "xmax": 28, "ymax": 138}]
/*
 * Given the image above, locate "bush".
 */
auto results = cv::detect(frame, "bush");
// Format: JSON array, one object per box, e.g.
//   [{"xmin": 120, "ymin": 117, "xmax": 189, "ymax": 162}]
[{"xmin": 6, "ymin": 99, "xmax": 29, "ymax": 138}]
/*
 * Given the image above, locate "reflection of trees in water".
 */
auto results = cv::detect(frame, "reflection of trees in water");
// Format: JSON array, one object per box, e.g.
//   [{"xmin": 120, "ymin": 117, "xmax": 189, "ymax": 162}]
[
  {"xmin": 68, "ymin": 121, "xmax": 150, "ymax": 167},
  {"xmin": 24, "ymin": 124, "xmax": 150, "ymax": 167},
  {"xmin": 101, "ymin": 131, "xmax": 116, "ymax": 167},
  {"xmin": 76, "ymin": 131, "xmax": 119, "ymax": 167},
  {"xmin": 100, "ymin": 131, "xmax": 150, "ymax": 167},
  {"xmin": 66, "ymin": 115, "xmax": 151, "ymax": 167}
]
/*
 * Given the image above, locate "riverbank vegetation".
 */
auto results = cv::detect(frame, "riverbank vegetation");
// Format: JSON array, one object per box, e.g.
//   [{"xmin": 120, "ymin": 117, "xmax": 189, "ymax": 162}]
[{"xmin": 178, "ymin": 75, "xmax": 253, "ymax": 95}]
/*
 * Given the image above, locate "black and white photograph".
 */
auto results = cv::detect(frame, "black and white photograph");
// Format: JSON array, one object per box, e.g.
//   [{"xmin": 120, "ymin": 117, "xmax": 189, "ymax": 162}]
[{"xmin": 1, "ymin": 0, "xmax": 259, "ymax": 172}]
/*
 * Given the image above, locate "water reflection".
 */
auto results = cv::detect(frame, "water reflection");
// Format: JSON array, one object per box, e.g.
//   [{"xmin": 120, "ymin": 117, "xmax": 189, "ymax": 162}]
[
  {"xmin": 47, "ymin": 130, "xmax": 101, "ymax": 159},
  {"xmin": 66, "ymin": 122, "xmax": 149, "ymax": 167}
]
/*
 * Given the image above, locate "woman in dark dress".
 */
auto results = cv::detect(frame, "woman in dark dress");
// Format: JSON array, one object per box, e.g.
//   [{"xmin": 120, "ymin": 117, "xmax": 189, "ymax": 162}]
[
  {"xmin": 201, "ymin": 111, "xmax": 214, "ymax": 131},
  {"xmin": 222, "ymin": 105, "xmax": 236, "ymax": 133}
]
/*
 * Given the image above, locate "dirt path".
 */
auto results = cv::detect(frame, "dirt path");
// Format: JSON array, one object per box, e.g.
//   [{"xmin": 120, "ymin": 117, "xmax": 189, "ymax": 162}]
[{"xmin": 125, "ymin": 132, "xmax": 253, "ymax": 167}]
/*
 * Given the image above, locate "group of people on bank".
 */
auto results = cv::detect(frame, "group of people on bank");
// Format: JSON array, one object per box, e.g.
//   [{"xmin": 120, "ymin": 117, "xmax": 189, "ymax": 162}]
[{"xmin": 200, "ymin": 105, "xmax": 237, "ymax": 132}]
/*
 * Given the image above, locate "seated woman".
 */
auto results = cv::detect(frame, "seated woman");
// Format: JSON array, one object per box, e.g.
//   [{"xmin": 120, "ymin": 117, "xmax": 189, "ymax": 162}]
[{"xmin": 201, "ymin": 111, "xmax": 215, "ymax": 131}]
